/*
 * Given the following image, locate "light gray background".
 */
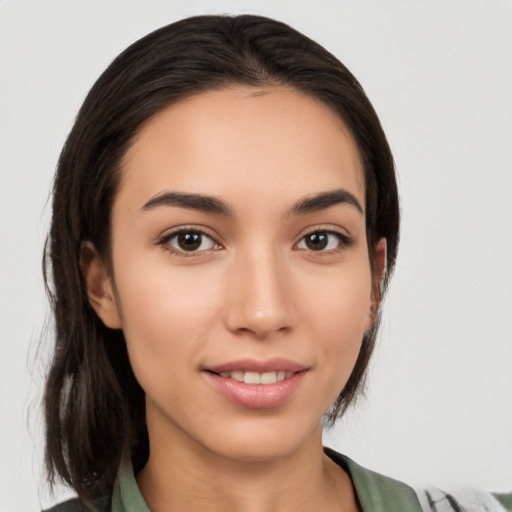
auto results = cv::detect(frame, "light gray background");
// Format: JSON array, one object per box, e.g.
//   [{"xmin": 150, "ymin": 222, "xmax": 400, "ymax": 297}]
[{"xmin": 1, "ymin": 1, "xmax": 511, "ymax": 510}]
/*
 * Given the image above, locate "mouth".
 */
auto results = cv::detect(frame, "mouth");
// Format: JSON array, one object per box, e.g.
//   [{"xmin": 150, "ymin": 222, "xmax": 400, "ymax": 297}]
[
  {"xmin": 215, "ymin": 370, "xmax": 294, "ymax": 385},
  {"xmin": 202, "ymin": 358, "xmax": 309, "ymax": 408},
  {"xmin": 204, "ymin": 358, "xmax": 308, "ymax": 383}
]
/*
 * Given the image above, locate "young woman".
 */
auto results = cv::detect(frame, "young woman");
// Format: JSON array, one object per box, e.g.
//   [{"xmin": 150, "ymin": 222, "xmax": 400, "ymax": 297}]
[{"xmin": 43, "ymin": 14, "xmax": 510, "ymax": 512}]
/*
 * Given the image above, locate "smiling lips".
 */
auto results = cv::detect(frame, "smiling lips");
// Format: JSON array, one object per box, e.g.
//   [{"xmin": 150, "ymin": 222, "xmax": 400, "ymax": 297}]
[
  {"xmin": 219, "ymin": 370, "xmax": 293, "ymax": 384},
  {"xmin": 204, "ymin": 359, "xmax": 309, "ymax": 408}
]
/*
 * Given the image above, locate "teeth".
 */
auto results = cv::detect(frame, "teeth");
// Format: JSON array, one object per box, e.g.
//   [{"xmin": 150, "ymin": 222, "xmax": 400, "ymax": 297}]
[
  {"xmin": 231, "ymin": 371, "xmax": 244, "ymax": 382},
  {"xmin": 218, "ymin": 370, "xmax": 294, "ymax": 384},
  {"xmin": 260, "ymin": 371, "xmax": 277, "ymax": 384},
  {"xmin": 244, "ymin": 371, "xmax": 260, "ymax": 384}
]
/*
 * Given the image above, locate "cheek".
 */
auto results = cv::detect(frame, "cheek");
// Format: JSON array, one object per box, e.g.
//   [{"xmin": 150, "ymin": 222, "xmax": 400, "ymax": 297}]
[
  {"xmin": 297, "ymin": 258, "xmax": 373, "ymax": 389},
  {"xmin": 299, "ymin": 258, "xmax": 373, "ymax": 337},
  {"xmin": 111, "ymin": 252, "xmax": 223, "ymax": 379}
]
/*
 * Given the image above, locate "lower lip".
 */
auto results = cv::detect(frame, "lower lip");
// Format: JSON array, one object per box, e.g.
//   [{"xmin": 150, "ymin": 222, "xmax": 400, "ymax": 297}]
[{"xmin": 204, "ymin": 371, "xmax": 307, "ymax": 409}]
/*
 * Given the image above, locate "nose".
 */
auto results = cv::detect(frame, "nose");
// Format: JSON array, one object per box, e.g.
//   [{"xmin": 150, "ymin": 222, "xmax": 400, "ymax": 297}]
[{"xmin": 223, "ymin": 247, "xmax": 297, "ymax": 340}]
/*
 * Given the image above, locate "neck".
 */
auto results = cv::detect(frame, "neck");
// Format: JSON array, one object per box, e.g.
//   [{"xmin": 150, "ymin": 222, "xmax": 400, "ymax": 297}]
[{"xmin": 137, "ymin": 423, "xmax": 358, "ymax": 512}]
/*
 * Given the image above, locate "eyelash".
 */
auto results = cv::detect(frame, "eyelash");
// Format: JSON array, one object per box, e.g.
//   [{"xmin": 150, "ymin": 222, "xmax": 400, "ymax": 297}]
[
  {"xmin": 158, "ymin": 227, "xmax": 221, "ymax": 257},
  {"xmin": 295, "ymin": 229, "xmax": 353, "ymax": 253},
  {"xmin": 158, "ymin": 227, "xmax": 353, "ymax": 257}
]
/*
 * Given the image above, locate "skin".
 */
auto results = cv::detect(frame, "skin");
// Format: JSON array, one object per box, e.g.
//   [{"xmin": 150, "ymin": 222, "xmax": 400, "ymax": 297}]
[{"xmin": 84, "ymin": 86, "xmax": 386, "ymax": 512}]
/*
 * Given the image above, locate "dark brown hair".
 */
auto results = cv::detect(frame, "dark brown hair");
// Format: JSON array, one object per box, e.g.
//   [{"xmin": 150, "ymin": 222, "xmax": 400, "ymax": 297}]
[{"xmin": 44, "ymin": 14, "xmax": 399, "ymax": 507}]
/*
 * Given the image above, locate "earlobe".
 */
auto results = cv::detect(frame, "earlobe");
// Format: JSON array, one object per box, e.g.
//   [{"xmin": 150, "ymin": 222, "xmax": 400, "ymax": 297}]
[
  {"xmin": 374, "ymin": 237, "xmax": 387, "ymax": 297},
  {"xmin": 80, "ymin": 241, "xmax": 122, "ymax": 329},
  {"xmin": 366, "ymin": 237, "xmax": 387, "ymax": 329}
]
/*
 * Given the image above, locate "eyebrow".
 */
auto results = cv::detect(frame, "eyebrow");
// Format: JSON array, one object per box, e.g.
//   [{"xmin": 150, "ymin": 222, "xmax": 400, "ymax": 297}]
[
  {"xmin": 287, "ymin": 189, "xmax": 364, "ymax": 216},
  {"xmin": 142, "ymin": 191, "xmax": 234, "ymax": 216},
  {"xmin": 141, "ymin": 188, "xmax": 363, "ymax": 217}
]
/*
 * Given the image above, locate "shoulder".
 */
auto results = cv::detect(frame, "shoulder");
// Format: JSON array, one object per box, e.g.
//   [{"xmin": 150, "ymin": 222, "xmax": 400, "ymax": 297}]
[
  {"xmin": 43, "ymin": 496, "xmax": 110, "ymax": 512},
  {"xmin": 325, "ymin": 447, "xmax": 423, "ymax": 511},
  {"xmin": 494, "ymin": 492, "xmax": 512, "ymax": 511},
  {"xmin": 325, "ymin": 447, "xmax": 511, "ymax": 512},
  {"xmin": 416, "ymin": 487, "xmax": 512, "ymax": 512}
]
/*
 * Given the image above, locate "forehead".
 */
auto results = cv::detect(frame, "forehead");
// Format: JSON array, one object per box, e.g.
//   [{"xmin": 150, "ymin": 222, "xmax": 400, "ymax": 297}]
[{"xmin": 119, "ymin": 86, "xmax": 365, "ymax": 212}]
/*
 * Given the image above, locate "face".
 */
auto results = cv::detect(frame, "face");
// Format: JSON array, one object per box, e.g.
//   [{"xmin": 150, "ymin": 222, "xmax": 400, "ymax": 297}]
[{"xmin": 87, "ymin": 86, "xmax": 385, "ymax": 463}]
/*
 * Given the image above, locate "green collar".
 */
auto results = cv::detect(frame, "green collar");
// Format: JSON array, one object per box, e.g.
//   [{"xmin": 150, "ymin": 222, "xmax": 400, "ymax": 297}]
[
  {"xmin": 111, "ymin": 449, "xmax": 422, "ymax": 512},
  {"xmin": 112, "ymin": 463, "xmax": 150, "ymax": 512},
  {"xmin": 324, "ymin": 448, "xmax": 423, "ymax": 512}
]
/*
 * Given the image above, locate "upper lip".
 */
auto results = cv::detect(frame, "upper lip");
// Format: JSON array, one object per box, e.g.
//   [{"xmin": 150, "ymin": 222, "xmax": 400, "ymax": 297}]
[{"xmin": 204, "ymin": 358, "xmax": 309, "ymax": 374}]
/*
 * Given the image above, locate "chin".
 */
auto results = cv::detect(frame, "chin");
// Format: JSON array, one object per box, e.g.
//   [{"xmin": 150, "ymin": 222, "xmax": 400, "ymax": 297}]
[{"xmin": 195, "ymin": 413, "xmax": 322, "ymax": 463}]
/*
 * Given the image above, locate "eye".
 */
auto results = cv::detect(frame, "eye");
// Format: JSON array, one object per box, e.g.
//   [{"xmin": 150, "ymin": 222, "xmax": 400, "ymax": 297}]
[
  {"xmin": 161, "ymin": 229, "xmax": 220, "ymax": 254},
  {"xmin": 296, "ymin": 230, "xmax": 350, "ymax": 251}
]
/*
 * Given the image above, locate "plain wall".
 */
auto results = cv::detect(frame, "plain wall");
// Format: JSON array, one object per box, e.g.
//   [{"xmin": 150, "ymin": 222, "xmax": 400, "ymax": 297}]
[{"xmin": 1, "ymin": 1, "xmax": 511, "ymax": 510}]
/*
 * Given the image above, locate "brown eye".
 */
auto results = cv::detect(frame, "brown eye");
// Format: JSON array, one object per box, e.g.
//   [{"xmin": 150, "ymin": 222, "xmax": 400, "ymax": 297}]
[
  {"xmin": 165, "ymin": 230, "xmax": 217, "ymax": 253},
  {"xmin": 177, "ymin": 232, "xmax": 202, "ymax": 251},
  {"xmin": 304, "ymin": 232, "xmax": 329, "ymax": 250},
  {"xmin": 297, "ymin": 230, "xmax": 349, "ymax": 252}
]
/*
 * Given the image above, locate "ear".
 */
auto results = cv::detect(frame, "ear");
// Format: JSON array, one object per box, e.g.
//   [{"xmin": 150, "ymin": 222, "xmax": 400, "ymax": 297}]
[
  {"xmin": 80, "ymin": 241, "xmax": 122, "ymax": 329},
  {"xmin": 366, "ymin": 237, "xmax": 387, "ymax": 329}
]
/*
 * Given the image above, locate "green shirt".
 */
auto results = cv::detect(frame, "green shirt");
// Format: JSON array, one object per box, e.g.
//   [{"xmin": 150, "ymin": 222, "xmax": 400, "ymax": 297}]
[
  {"xmin": 108, "ymin": 449, "xmax": 423, "ymax": 511},
  {"xmin": 45, "ymin": 449, "xmax": 510, "ymax": 511}
]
